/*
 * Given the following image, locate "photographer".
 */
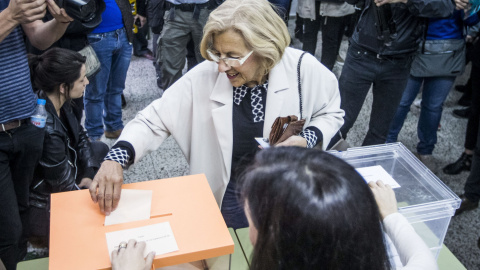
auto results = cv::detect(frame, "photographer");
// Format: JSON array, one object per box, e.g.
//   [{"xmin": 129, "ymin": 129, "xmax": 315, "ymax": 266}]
[
  {"xmin": 328, "ymin": 0, "xmax": 454, "ymax": 148},
  {"xmin": 0, "ymin": 1, "xmax": 72, "ymax": 268}
]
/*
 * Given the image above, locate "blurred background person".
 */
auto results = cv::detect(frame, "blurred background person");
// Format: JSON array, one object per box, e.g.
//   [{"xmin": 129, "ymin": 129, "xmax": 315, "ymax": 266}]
[
  {"xmin": 386, "ymin": 10, "xmax": 479, "ymax": 172},
  {"xmin": 83, "ymin": 0, "xmax": 138, "ymax": 140},
  {"xmin": 327, "ymin": 0, "xmax": 454, "ymax": 148},
  {"xmin": 297, "ymin": 0, "xmax": 355, "ymax": 71}
]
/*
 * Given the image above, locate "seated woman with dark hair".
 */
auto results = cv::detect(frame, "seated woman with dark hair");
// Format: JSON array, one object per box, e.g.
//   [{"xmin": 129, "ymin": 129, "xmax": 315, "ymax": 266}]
[
  {"xmin": 28, "ymin": 47, "xmax": 109, "ymax": 247},
  {"xmin": 240, "ymin": 147, "xmax": 438, "ymax": 270},
  {"xmin": 112, "ymin": 147, "xmax": 437, "ymax": 270}
]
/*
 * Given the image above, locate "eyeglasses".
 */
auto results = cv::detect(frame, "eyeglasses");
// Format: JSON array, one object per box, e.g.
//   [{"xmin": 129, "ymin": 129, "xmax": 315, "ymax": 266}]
[{"xmin": 206, "ymin": 49, "xmax": 253, "ymax": 67}]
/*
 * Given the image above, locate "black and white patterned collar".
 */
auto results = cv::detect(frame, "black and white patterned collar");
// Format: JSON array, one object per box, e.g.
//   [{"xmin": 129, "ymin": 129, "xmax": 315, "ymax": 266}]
[
  {"xmin": 233, "ymin": 80, "xmax": 269, "ymax": 105},
  {"xmin": 233, "ymin": 80, "xmax": 269, "ymax": 123}
]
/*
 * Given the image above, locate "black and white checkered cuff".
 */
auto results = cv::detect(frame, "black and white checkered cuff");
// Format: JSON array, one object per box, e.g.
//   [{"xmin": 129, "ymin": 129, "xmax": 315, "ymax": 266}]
[
  {"xmin": 300, "ymin": 128, "xmax": 318, "ymax": 148},
  {"xmin": 104, "ymin": 148, "xmax": 130, "ymax": 168}
]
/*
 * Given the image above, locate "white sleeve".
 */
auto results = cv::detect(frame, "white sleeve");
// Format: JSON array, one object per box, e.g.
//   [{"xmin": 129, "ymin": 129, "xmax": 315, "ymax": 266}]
[{"xmin": 383, "ymin": 213, "xmax": 438, "ymax": 270}]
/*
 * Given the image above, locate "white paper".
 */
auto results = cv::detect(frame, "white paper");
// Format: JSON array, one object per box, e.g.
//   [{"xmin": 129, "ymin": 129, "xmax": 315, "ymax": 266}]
[
  {"xmin": 105, "ymin": 189, "xmax": 153, "ymax": 226},
  {"xmin": 355, "ymin": 165, "xmax": 401, "ymax": 188},
  {"xmin": 106, "ymin": 222, "xmax": 179, "ymax": 260},
  {"xmin": 255, "ymin": 137, "xmax": 270, "ymax": 148}
]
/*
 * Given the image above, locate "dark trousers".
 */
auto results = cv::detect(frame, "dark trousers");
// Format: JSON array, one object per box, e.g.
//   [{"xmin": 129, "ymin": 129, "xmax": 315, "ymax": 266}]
[
  {"xmin": 220, "ymin": 180, "xmax": 248, "ymax": 229},
  {"xmin": 321, "ymin": 16, "xmax": 348, "ymax": 70},
  {"xmin": 333, "ymin": 43, "xmax": 413, "ymax": 147},
  {"xmin": 302, "ymin": 1, "xmax": 349, "ymax": 70},
  {"xmin": 302, "ymin": 1, "xmax": 321, "ymax": 56},
  {"xmin": 133, "ymin": 25, "xmax": 150, "ymax": 56},
  {"xmin": 0, "ymin": 122, "xmax": 44, "ymax": 270},
  {"xmin": 465, "ymin": 65, "xmax": 480, "ymax": 150},
  {"xmin": 465, "ymin": 116, "xmax": 480, "ymax": 203}
]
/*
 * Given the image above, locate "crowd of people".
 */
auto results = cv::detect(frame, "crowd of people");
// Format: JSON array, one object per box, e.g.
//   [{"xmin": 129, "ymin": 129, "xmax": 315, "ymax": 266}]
[{"xmin": 0, "ymin": 0, "xmax": 479, "ymax": 269}]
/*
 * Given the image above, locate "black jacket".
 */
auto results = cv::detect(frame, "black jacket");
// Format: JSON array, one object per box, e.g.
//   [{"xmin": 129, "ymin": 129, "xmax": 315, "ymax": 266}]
[
  {"xmin": 30, "ymin": 93, "xmax": 99, "ymax": 209},
  {"xmin": 116, "ymin": 0, "xmax": 139, "ymax": 43},
  {"xmin": 348, "ymin": 0, "xmax": 454, "ymax": 56}
]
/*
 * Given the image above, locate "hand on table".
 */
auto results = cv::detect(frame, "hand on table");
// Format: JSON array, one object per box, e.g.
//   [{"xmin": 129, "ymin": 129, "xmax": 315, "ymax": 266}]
[
  {"xmin": 89, "ymin": 160, "xmax": 124, "ymax": 215},
  {"xmin": 368, "ymin": 180, "xmax": 398, "ymax": 220},
  {"xmin": 111, "ymin": 239, "xmax": 155, "ymax": 270}
]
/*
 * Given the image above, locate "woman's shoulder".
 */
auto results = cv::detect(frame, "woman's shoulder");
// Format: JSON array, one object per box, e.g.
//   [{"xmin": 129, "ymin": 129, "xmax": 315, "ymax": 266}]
[
  {"xmin": 282, "ymin": 47, "xmax": 327, "ymax": 68},
  {"xmin": 166, "ymin": 60, "xmax": 221, "ymax": 95},
  {"xmin": 281, "ymin": 48, "xmax": 337, "ymax": 82}
]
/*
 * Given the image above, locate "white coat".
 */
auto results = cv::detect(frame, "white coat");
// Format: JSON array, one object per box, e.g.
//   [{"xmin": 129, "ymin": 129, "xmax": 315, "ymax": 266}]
[{"xmin": 117, "ymin": 47, "xmax": 344, "ymax": 206}]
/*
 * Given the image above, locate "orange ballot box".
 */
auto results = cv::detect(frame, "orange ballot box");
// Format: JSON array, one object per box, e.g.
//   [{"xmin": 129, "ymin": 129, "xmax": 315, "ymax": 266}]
[{"xmin": 49, "ymin": 174, "xmax": 234, "ymax": 270}]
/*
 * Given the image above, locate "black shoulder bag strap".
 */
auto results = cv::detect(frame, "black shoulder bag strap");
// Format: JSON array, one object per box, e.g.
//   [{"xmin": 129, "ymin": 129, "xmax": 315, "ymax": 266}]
[{"xmin": 297, "ymin": 51, "xmax": 307, "ymax": 120}]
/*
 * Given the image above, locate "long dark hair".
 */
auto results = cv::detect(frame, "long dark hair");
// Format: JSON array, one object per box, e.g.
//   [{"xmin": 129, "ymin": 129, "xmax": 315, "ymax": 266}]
[
  {"xmin": 240, "ymin": 147, "xmax": 391, "ymax": 270},
  {"xmin": 28, "ymin": 47, "xmax": 86, "ymax": 100}
]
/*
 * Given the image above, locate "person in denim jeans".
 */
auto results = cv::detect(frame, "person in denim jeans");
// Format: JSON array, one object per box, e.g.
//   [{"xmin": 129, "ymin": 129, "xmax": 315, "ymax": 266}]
[
  {"xmin": 386, "ymin": 11, "xmax": 479, "ymax": 170},
  {"xmin": 84, "ymin": 0, "xmax": 139, "ymax": 140},
  {"xmin": 326, "ymin": 0, "xmax": 453, "ymax": 149}
]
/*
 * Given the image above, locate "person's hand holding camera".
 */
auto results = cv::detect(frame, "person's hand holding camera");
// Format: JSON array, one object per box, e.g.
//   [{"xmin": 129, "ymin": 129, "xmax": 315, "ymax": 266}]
[
  {"xmin": 5, "ymin": 0, "xmax": 47, "ymax": 25},
  {"xmin": 46, "ymin": 0, "xmax": 73, "ymax": 23}
]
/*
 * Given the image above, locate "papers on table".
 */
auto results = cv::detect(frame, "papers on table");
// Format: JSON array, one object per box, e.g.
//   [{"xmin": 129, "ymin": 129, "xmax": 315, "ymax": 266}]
[
  {"xmin": 356, "ymin": 165, "xmax": 401, "ymax": 189},
  {"xmin": 255, "ymin": 137, "xmax": 270, "ymax": 148},
  {"xmin": 106, "ymin": 222, "xmax": 179, "ymax": 260},
  {"xmin": 105, "ymin": 189, "xmax": 153, "ymax": 226}
]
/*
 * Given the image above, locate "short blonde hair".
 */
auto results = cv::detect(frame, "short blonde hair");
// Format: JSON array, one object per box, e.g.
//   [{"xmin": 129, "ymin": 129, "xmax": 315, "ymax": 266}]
[{"xmin": 200, "ymin": 0, "xmax": 290, "ymax": 74}]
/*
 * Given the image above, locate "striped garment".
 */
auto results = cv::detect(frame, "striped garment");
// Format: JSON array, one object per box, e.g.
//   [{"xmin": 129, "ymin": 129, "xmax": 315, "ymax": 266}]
[{"xmin": 0, "ymin": 4, "xmax": 36, "ymax": 123}]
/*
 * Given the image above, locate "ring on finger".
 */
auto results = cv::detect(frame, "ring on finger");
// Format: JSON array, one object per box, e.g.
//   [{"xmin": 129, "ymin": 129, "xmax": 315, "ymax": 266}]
[{"xmin": 118, "ymin": 241, "xmax": 127, "ymax": 250}]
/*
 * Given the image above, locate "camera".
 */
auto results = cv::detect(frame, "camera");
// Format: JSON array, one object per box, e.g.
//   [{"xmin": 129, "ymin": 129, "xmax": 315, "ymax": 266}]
[
  {"xmin": 373, "ymin": 4, "xmax": 397, "ymax": 46},
  {"xmin": 56, "ymin": 0, "xmax": 105, "ymax": 28}
]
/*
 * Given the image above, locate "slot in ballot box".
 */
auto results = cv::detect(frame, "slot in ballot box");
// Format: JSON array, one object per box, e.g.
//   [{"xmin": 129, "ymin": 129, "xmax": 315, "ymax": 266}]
[
  {"xmin": 49, "ymin": 174, "xmax": 234, "ymax": 270},
  {"xmin": 329, "ymin": 142, "xmax": 461, "ymax": 259}
]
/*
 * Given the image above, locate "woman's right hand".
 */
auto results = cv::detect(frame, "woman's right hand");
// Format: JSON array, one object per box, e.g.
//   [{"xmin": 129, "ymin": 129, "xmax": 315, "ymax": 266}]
[
  {"xmin": 111, "ymin": 239, "xmax": 155, "ymax": 270},
  {"xmin": 368, "ymin": 180, "xmax": 398, "ymax": 220},
  {"xmin": 89, "ymin": 160, "xmax": 124, "ymax": 215}
]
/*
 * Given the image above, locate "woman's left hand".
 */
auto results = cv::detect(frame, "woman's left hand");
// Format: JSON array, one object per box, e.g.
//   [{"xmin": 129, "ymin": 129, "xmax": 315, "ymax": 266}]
[
  {"xmin": 111, "ymin": 239, "xmax": 155, "ymax": 270},
  {"xmin": 275, "ymin": 135, "xmax": 307, "ymax": 147}
]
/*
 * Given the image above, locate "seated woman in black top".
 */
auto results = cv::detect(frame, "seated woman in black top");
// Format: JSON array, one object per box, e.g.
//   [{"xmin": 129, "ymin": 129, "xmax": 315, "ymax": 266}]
[{"xmin": 28, "ymin": 47, "xmax": 109, "ymax": 247}]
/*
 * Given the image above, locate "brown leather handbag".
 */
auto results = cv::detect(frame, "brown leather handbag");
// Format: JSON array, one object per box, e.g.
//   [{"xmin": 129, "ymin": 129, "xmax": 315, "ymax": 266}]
[{"xmin": 268, "ymin": 52, "xmax": 307, "ymax": 146}]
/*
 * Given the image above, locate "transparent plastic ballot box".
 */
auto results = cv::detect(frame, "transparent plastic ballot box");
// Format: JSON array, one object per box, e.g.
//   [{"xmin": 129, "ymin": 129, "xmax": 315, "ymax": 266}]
[{"xmin": 328, "ymin": 142, "xmax": 461, "ymax": 259}]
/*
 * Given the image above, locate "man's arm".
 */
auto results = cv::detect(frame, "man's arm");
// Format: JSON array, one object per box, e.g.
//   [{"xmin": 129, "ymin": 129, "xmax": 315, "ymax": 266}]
[
  {"xmin": 0, "ymin": 0, "xmax": 46, "ymax": 43},
  {"xmin": 22, "ymin": 0, "xmax": 73, "ymax": 50},
  {"xmin": 376, "ymin": 0, "xmax": 454, "ymax": 18}
]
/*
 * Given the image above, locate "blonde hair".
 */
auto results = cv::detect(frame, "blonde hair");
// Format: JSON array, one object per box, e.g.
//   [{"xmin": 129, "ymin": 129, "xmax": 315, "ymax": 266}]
[{"xmin": 200, "ymin": 0, "xmax": 290, "ymax": 74}]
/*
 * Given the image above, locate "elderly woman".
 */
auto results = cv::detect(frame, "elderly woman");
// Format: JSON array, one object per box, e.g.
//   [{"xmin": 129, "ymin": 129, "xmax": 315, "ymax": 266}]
[{"xmin": 90, "ymin": 0, "xmax": 344, "ymax": 229}]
